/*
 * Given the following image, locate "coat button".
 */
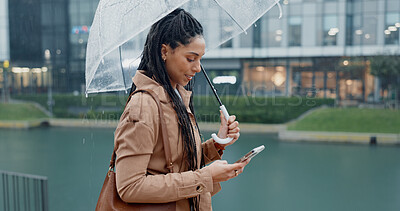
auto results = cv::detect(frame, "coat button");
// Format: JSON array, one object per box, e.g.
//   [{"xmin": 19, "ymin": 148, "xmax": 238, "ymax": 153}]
[{"xmin": 196, "ymin": 185, "xmax": 203, "ymax": 193}]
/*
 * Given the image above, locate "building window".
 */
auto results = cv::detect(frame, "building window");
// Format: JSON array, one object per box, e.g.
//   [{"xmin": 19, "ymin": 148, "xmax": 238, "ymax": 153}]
[
  {"xmin": 384, "ymin": 13, "xmax": 400, "ymax": 45},
  {"xmin": 345, "ymin": 0, "xmax": 379, "ymax": 46},
  {"xmin": 289, "ymin": 16, "xmax": 302, "ymax": 46},
  {"xmin": 239, "ymin": 27, "xmax": 253, "ymax": 48},
  {"xmin": 345, "ymin": 15, "xmax": 353, "ymax": 46},
  {"xmin": 220, "ymin": 24, "xmax": 234, "ymax": 48},
  {"xmin": 323, "ymin": 15, "xmax": 338, "ymax": 46},
  {"xmin": 253, "ymin": 20, "xmax": 262, "ymax": 48},
  {"xmin": 267, "ymin": 18, "xmax": 283, "ymax": 47},
  {"xmin": 352, "ymin": 15, "xmax": 363, "ymax": 45},
  {"xmin": 220, "ymin": 40, "xmax": 233, "ymax": 48},
  {"xmin": 362, "ymin": 15, "xmax": 378, "ymax": 45},
  {"xmin": 242, "ymin": 60, "xmax": 287, "ymax": 96}
]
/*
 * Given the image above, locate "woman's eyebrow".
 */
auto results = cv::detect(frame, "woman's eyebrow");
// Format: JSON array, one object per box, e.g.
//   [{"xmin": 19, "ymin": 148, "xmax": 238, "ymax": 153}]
[{"xmin": 187, "ymin": 51, "xmax": 205, "ymax": 56}]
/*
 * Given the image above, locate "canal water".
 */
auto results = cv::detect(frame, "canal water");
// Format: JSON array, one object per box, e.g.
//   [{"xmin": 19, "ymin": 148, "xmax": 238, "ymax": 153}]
[{"xmin": 0, "ymin": 127, "xmax": 399, "ymax": 211}]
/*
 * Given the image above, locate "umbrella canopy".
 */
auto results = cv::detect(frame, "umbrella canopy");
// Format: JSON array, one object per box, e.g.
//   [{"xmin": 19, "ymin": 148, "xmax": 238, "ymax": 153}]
[{"xmin": 85, "ymin": 0, "xmax": 282, "ymax": 94}]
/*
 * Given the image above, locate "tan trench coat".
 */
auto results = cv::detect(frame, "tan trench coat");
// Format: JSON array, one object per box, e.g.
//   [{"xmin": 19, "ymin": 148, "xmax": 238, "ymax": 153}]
[{"xmin": 114, "ymin": 71, "xmax": 222, "ymax": 211}]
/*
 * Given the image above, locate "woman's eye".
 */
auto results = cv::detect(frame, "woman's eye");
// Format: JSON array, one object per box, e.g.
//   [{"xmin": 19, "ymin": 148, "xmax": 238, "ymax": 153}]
[{"xmin": 187, "ymin": 58, "xmax": 194, "ymax": 62}]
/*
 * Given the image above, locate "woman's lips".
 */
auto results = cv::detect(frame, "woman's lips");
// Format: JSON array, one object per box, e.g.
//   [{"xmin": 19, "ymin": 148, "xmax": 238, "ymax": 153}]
[{"xmin": 185, "ymin": 74, "xmax": 193, "ymax": 81}]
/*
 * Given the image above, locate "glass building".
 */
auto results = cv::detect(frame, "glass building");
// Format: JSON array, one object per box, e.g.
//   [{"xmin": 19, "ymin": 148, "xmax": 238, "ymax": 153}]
[
  {"xmin": 1, "ymin": 0, "xmax": 400, "ymax": 103},
  {"xmin": 0, "ymin": 0, "xmax": 10, "ymax": 92},
  {"xmin": 3, "ymin": 0, "xmax": 97, "ymax": 94},
  {"xmin": 200, "ymin": 0, "xmax": 400, "ymax": 103}
]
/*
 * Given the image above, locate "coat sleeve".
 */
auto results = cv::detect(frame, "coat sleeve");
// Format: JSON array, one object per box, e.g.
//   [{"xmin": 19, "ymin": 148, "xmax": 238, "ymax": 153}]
[
  {"xmin": 201, "ymin": 138, "xmax": 223, "ymax": 196},
  {"xmin": 114, "ymin": 93, "xmax": 214, "ymax": 203},
  {"xmin": 201, "ymin": 138, "xmax": 222, "ymax": 165}
]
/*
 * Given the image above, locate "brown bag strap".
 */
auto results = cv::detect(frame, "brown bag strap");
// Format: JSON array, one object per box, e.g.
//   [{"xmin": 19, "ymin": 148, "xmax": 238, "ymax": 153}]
[{"xmin": 110, "ymin": 89, "xmax": 173, "ymax": 173}]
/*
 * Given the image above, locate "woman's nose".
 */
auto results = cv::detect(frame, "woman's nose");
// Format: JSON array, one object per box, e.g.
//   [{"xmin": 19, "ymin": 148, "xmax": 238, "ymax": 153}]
[{"xmin": 193, "ymin": 62, "xmax": 201, "ymax": 73}]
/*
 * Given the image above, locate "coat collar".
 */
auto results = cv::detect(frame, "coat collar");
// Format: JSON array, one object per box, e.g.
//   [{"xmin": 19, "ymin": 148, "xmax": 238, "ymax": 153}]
[{"xmin": 132, "ymin": 70, "xmax": 192, "ymax": 109}]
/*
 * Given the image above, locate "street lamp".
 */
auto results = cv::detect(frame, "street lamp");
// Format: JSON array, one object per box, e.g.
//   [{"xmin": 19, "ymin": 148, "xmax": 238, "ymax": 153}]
[
  {"xmin": 44, "ymin": 49, "xmax": 53, "ymax": 117},
  {"xmin": 2, "ymin": 60, "xmax": 9, "ymax": 103}
]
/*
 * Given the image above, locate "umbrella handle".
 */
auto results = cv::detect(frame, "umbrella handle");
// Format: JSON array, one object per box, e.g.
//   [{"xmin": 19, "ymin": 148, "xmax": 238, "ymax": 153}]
[{"xmin": 211, "ymin": 105, "xmax": 234, "ymax": 145}]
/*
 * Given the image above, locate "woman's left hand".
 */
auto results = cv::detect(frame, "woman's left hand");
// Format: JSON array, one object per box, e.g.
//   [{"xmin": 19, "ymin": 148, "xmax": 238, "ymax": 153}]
[{"xmin": 216, "ymin": 110, "xmax": 240, "ymax": 147}]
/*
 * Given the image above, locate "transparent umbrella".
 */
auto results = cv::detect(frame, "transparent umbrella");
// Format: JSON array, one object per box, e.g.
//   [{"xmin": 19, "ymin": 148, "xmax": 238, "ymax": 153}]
[{"xmin": 85, "ymin": 0, "xmax": 282, "ymax": 95}]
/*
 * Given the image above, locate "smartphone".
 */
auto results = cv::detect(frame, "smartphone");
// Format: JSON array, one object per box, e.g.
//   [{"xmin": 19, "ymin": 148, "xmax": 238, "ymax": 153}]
[{"xmin": 235, "ymin": 145, "xmax": 265, "ymax": 163}]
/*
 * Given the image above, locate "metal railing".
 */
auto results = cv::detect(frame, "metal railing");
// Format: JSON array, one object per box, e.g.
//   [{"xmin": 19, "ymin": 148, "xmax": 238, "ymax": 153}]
[{"xmin": 0, "ymin": 170, "xmax": 48, "ymax": 211}]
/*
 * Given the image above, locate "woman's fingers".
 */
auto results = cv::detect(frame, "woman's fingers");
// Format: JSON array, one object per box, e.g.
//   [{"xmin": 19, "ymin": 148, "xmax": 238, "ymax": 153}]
[
  {"xmin": 234, "ymin": 159, "xmax": 251, "ymax": 175},
  {"xmin": 227, "ymin": 132, "xmax": 240, "ymax": 140},
  {"xmin": 226, "ymin": 118, "xmax": 240, "ymax": 141},
  {"xmin": 227, "ymin": 115, "xmax": 236, "ymax": 124},
  {"xmin": 228, "ymin": 121, "xmax": 239, "ymax": 130},
  {"xmin": 228, "ymin": 126, "xmax": 240, "ymax": 133},
  {"xmin": 207, "ymin": 160, "xmax": 250, "ymax": 182},
  {"xmin": 219, "ymin": 111, "xmax": 227, "ymax": 125}
]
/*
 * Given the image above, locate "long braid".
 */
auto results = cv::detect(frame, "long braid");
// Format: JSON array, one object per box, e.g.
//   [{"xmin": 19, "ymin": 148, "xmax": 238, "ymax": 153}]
[{"xmin": 130, "ymin": 8, "xmax": 203, "ymax": 211}]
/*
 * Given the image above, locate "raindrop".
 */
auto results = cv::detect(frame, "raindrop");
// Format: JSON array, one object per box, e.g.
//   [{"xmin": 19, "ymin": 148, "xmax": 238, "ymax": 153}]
[
  {"xmin": 101, "ymin": 59, "xmax": 105, "ymax": 65},
  {"xmin": 83, "ymin": 138, "xmax": 86, "ymax": 144},
  {"xmin": 91, "ymin": 133, "xmax": 93, "ymax": 139},
  {"xmin": 254, "ymin": 23, "xmax": 257, "ymax": 27},
  {"xmin": 85, "ymin": 93, "xmax": 88, "ymax": 98},
  {"xmin": 125, "ymin": 90, "xmax": 128, "ymax": 94},
  {"xmin": 102, "ymin": 110, "xmax": 105, "ymax": 114}
]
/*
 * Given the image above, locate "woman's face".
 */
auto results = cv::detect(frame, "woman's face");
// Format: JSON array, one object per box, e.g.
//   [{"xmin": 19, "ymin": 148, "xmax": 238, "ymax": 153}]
[{"xmin": 161, "ymin": 36, "xmax": 205, "ymax": 89}]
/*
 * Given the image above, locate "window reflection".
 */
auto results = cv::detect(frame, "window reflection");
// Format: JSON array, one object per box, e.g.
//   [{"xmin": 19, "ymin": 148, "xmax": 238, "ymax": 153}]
[
  {"xmin": 243, "ymin": 61, "xmax": 287, "ymax": 96},
  {"xmin": 346, "ymin": 0, "xmax": 378, "ymax": 46},
  {"xmin": 323, "ymin": 15, "xmax": 338, "ymax": 46},
  {"xmin": 385, "ymin": 13, "xmax": 400, "ymax": 45}
]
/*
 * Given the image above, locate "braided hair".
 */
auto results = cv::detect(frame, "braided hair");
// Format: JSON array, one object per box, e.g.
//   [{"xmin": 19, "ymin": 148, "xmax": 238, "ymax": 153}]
[{"xmin": 129, "ymin": 8, "xmax": 204, "ymax": 210}]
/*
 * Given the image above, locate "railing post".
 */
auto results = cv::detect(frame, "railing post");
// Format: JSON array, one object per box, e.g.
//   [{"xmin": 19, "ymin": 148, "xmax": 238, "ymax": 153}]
[
  {"xmin": 42, "ymin": 179, "xmax": 48, "ymax": 211},
  {"xmin": 0, "ymin": 171, "xmax": 48, "ymax": 211}
]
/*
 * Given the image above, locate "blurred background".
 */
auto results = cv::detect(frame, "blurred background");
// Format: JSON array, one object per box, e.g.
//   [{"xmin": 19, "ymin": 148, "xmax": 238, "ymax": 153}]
[{"xmin": 0, "ymin": 0, "xmax": 399, "ymax": 102}]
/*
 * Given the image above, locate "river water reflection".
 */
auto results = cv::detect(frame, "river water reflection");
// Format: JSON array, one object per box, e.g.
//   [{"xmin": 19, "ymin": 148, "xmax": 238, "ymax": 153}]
[{"xmin": 0, "ymin": 127, "xmax": 399, "ymax": 211}]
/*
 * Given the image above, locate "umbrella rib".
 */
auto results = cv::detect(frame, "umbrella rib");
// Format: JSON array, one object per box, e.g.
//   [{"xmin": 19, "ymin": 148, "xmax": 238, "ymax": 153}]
[
  {"xmin": 102, "ymin": 0, "xmax": 130, "ymax": 9},
  {"xmin": 118, "ymin": 46, "xmax": 128, "ymax": 92},
  {"xmin": 213, "ymin": 0, "xmax": 247, "ymax": 33}
]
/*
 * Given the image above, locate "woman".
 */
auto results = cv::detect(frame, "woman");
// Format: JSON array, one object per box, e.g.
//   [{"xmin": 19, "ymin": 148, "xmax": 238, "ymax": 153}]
[{"xmin": 114, "ymin": 8, "xmax": 249, "ymax": 211}]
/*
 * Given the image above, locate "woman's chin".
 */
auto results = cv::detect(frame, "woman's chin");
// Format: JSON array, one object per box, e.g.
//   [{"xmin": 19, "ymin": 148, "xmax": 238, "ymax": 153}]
[
  {"xmin": 179, "ymin": 81, "xmax": 190, "ymax": 87},
  {"xmin": 180, "ymin": 83, "xmax": 189, "ymax": 87}
]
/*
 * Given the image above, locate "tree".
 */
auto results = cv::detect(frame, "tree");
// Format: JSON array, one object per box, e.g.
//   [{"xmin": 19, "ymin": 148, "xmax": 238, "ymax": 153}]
[{"xmin": 369, "ymin": 54, "xmax": 400, "ymax": 107}]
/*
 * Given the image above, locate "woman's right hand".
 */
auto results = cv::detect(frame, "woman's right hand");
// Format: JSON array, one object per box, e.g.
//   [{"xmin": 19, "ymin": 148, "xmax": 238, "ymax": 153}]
[{"xmin": 204, "ymin": 159, "xmax": 250, "ymax": 183}]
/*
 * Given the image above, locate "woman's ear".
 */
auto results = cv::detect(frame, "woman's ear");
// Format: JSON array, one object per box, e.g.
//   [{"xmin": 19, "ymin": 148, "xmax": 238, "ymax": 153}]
[{"xmin": 161, "ymin": 44, "xmax": 168, "ymax": 61}]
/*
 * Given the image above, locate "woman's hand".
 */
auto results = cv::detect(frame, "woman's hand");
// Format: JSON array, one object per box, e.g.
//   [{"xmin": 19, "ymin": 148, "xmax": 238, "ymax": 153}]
[
  {"xmin": 204, "ymin": 159, "xmax": 250, "ymax": 183},
  {"xmin": 216, "ymin": 110, "xmax": 240, "ymax": 147}
]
